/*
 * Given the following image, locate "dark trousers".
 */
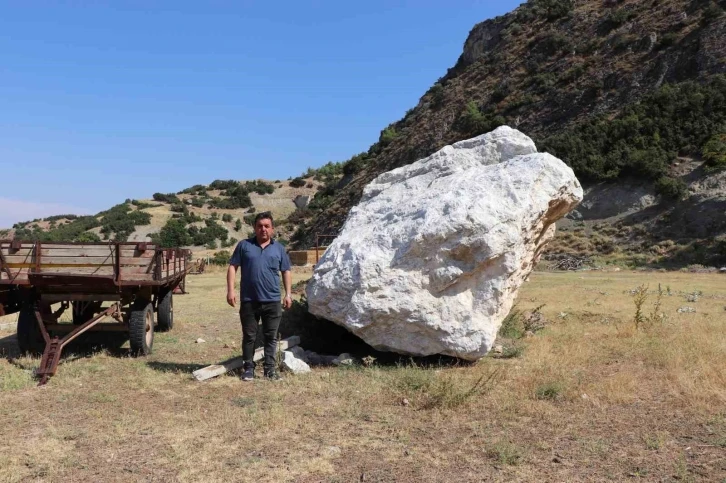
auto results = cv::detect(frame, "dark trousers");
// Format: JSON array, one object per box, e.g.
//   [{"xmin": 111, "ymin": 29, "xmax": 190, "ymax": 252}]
[{"xmin": 240, "ymin": 301, "xmax": 282, "ymax": 372}]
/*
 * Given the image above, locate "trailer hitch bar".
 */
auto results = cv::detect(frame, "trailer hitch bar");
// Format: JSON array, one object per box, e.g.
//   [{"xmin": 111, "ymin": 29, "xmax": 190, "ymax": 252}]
[{"xmin": 36, "ymin": 303, "xmax": 121, "ymax": 386}]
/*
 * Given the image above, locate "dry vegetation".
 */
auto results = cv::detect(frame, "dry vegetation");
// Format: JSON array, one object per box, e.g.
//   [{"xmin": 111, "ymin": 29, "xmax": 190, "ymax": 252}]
[{"xmin": 0, "ymin": 269, "xmax": 725, "ymax": 482}]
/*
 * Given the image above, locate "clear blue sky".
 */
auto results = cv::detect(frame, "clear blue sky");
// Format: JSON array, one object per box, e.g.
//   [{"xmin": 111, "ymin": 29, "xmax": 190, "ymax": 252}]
[{"xmin": 0, "ymin": 1, "xmax": 523, "ymax": 227}]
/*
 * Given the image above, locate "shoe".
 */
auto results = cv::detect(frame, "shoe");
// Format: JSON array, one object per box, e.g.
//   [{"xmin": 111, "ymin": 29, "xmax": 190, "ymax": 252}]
[
  {"xmin": 263, "ymin": 369, "xmax": 282, "ymax": 381},
  {"xmin": 241, "ymin": 361, "xmax": 255, "ymax": 381}
]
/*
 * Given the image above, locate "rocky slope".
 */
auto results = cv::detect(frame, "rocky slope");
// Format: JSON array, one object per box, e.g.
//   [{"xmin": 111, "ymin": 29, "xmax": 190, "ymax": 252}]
[{"xmin": 295, "ymin": 0, "xmax": 726, "ymax": 267}]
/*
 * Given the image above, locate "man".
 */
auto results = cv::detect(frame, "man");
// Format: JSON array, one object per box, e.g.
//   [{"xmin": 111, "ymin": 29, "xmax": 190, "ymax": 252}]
[{"xmin": 227, "ymin": 212, "xmax": 292, "ymax": 381}]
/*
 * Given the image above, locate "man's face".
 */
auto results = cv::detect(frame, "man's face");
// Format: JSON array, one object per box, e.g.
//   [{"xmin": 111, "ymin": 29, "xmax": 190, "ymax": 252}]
[{"xmin": 255, "ymin": 218, "xmax": 274, "ymax": 243}]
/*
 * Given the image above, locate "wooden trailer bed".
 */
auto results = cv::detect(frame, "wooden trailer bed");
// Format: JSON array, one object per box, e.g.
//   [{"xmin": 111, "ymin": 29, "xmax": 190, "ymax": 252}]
[{"xmin": 0, "ymin": 240, "xmax": 191, "ymax": 384}]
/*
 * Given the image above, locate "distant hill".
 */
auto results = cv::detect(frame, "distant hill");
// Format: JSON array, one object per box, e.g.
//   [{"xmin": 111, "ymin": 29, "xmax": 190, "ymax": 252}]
[{"xmin": 3, "ymin": 177, "xmax": 321, "ymax": 255}]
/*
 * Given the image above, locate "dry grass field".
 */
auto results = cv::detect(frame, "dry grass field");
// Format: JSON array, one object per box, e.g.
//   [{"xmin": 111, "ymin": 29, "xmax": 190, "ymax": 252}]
[{"xmin": 0, "ymin": 268, "xmax": 725, "ymax": 482}]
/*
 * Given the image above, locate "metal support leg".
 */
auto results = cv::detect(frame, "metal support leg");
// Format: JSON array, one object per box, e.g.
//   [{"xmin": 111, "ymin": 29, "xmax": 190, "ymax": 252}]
[{"xmin": 36, "ymin": 303, "xmax": 120, "ymax": 385}]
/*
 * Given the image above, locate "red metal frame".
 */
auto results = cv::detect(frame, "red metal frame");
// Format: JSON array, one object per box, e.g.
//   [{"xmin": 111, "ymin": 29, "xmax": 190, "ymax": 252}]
[{"xmin": 0, "ymin": 240, "xmax": 192, "ymax": 384}]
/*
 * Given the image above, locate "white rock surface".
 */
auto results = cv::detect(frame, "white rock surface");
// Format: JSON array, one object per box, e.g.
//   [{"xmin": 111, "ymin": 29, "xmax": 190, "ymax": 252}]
[
  {"xmin": 281, "ymin": 350, "xmax": 311, "ymax": 374},
  {"xmin": 306, "ymin": 126, "xmax": 583, "ymax": 360},
  {"xmin": 332, "ymin": 353, "xmax": 354, "ymax": 366}
]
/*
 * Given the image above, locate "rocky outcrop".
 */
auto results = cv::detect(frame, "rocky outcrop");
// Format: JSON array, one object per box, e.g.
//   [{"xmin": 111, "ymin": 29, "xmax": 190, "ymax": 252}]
[{"xmin": 306, "ymin": 127, "xmax": 583, "ymax": 360}]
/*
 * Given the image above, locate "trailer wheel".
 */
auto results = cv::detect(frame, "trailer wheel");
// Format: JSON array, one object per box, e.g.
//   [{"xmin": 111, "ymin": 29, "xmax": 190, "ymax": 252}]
[
  {"xmin": 17, "ymin": 305, "xmax": 45, "ymax": 356},
  {"xmin": 156, "ymin": 290, "xmax": 173, "ymax": 332},
  {"xmin": 129, "ymin": 301, "xmax": 154, "ymax": 356}
]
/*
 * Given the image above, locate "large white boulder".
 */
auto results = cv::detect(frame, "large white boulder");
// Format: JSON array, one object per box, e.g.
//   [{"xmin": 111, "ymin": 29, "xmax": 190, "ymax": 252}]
[{"xmin": 306, "ymin": 126, "xmax": 583, "ymax": 360}]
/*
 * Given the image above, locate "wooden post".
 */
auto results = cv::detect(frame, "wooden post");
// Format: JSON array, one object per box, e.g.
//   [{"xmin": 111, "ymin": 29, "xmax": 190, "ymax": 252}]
[
  {"xmin": 192, "ymin": 335, "xmax": 301, "ymax": 381},
  {"xmin": 315, "ymin": 234, "xmax": 319, "ymax": 264}
]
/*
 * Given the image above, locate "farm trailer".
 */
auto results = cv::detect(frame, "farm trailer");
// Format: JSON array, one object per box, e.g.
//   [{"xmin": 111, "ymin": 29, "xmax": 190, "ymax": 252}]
[{"xmin": 0, "ymin": 240, "xmax": 191, "ymax": 384}]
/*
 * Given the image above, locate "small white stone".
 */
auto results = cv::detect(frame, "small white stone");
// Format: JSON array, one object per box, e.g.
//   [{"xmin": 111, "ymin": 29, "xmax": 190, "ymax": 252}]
[
  {"xmin": 281, "ymin": 351, "xmax": 311, "ymax": 374},
  {"xmin": 196, "ymin": 338, "xmax": 206, "ymax": 344},
  {"xmin": 332, "ymin": 353, "xmax": 354, "ymax": 366}
]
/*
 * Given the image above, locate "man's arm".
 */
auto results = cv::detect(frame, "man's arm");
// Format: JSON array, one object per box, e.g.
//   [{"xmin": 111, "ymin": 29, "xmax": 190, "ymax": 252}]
[
  {"xmin": 227, "ymin": 265, "xmax": 239, "ymax": 307},
  {"xmin": 282, "ymin": 270, "xmax": 292, "ymax": 309}
]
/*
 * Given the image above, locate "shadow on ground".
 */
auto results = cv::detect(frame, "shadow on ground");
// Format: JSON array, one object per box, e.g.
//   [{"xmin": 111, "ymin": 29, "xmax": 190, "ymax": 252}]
[
  {"xmin": 2, "ymin": 331, "xmax": 131, "ymax": 367},
  {"xmin": 278, "ymin": 302, "xmax": 470, "ymax": 369},
  {"xmin": 146, "ymin": 361, "xmax": 208, "ymax": 374}
]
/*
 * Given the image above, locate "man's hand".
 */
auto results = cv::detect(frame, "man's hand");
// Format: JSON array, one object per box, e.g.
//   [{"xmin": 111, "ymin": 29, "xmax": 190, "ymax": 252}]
[
  {"xmin": 283, "ymin": 295, "xmax": 293, "ymax": 310},
  {"xmin": 226, "ymin": 264, "xmax": 238, "ymax": 308}
]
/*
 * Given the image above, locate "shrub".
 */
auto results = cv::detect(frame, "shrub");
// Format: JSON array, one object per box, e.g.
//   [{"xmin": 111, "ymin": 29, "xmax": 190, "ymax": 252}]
[
  {"xmin": 221, "ymin": 237, "xmax": 238, "ymax": 248},
  {"xmin": 535, "ymin": 381, "xmax": 564, "ymax": 400},
  {"xmin": 610, "ymin": 33, "xmax": 637, "ymax": 53},
  {"xmin": 45, "ymin": 214, "xmax": 78, "ymax": 222},
  {"xmin": 208, "ymin": 184, "xmax": 252, "ymax": 209},
  {"xmin": 342, "ymin": 152, "xmax": 370, "ymax": 176},
  {"xmin": 655, "ymin": 176, "xmax": 688, "ymax": 199},
  {"xmin": 490, "ymin": 82, "xmax": 511, "ymax": 103},
  {"xmin": 187, "ymin": 218, "xmax": 229, "ymax": 246},
  {"xmin": 308, "ymin": 193, "xmax": 334, "ymax": 212},
  {"xmin": 243, "ymin": 180, "xmax": 275, "ymax": 195},
  {"xmin": 152, "ymin": 218, "xmax": 192, "ymax": 247},
  {"xmin": 499, "ymin": 307, "xmax": 524, "ymax": 339},
  {"xmin": 530, "ymin": 31, "xmax": 572, "ymax": 57},
  {"xmin": 131, "ymin": 200, "xmax": 162, "ymax": 210},
  {"xmin": 310, "ymin": 161, "xmax": 344, "ymax": 182},
  {"xmin": 657, "ymin": 32, "xmax": 678, "ymax": 49},
  {"xmin": 234, "ymin": 219, "xmax": 242, "ymax": 231},
  {"xmin": 456, "ymin": 101, "xmax": 506, "ymax": 137},
  {"xmin": 152, "ymin": 193, "xmax": 180, "ymax": 204},
  {"xmin": 222, "ymin": 213, "xmax": 233, "ymax": 222},
  {"xmin": 703, "ymin": 133, "xmax": 726, "ymax": 171},
  {"xmin": 179, "ymin": 184, "xmax": 207, "ymax": 195},
  {"xmin": 209, "ymin": 179, "xmax": 238, "ymax": 190},
  {"xmin": 533, "ymin": 0, "xmax": 574, "ymax": 20},
  {"xmin": 701, "ymin": 1, "xmax": 725, "ymax": 24},
  {"xmin": 98, "ymin": 203, "xmax": 152, "ymax": 241},
  {"xmin": 531, "ymin": 72, "xmax": 557, "ymax": 92},
  {"xmin": 428, "ymin": 82, "xmax": 445, "ymax": 107},
  {"xmin": 520, "ymin": 0, "xmax": 574, "ymax": 22},
  {"xmin": 379, "ymin": 125, "xmax": 399, "ymax": 146},
  {"xmin": 210, "ymin": 250, "xmax": 231, "ymax": 265},
  {"xmin": 190, "ymin": 197, "xmax": 205, "ymax": 208},
  {"xmin": 600, "ymin": 8, "xmax": 636, "ymax": 34},
  {"xmin": 75, "ymin": 231, "xmax": 102, "ymax": 243},
  {"xmin": 289, "ymin": 177, "xmax": 306, "ymax": 188}
]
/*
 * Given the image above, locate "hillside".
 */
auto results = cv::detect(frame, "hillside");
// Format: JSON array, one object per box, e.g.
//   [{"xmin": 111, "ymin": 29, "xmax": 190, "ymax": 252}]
[
  {"xmin": 2, "ymin": 178, "xmax": 321, "ymax": 255},
  {"xmin": 291, "ymin": 0, "xmax": 726, "ymax": 267}
]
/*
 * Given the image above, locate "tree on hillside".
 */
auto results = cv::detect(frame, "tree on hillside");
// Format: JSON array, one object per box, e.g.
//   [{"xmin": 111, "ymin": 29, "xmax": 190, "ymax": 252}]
[{"xmin": 154, "ymin": 218, "xmax": 192, "ymax": 247}]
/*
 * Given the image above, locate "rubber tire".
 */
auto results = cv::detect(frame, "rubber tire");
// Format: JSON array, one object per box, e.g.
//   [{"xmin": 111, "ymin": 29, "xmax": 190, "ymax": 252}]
[
  {"xmin": 129, "ymin": 301, "xmax": 154, "ymax": 356},
  {"xmin": 17, "ymin": 305, "xmax": 45, "ymax": 356},
  {"xmin": 156, "ymin": 290, "xmax": 173, "ymax": 332}
]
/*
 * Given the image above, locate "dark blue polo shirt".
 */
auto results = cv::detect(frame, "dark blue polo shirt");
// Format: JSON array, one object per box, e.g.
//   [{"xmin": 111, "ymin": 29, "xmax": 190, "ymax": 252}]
[{"xmin": 229, "ymin": 237, "xmax": 291, "ymax": 302}]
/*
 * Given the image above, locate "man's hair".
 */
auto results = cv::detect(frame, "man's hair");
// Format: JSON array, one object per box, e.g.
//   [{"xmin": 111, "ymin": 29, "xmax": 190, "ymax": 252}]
[{"xmin": 254, "ymin": 211, "xmax": 274, "ymax": 227}]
